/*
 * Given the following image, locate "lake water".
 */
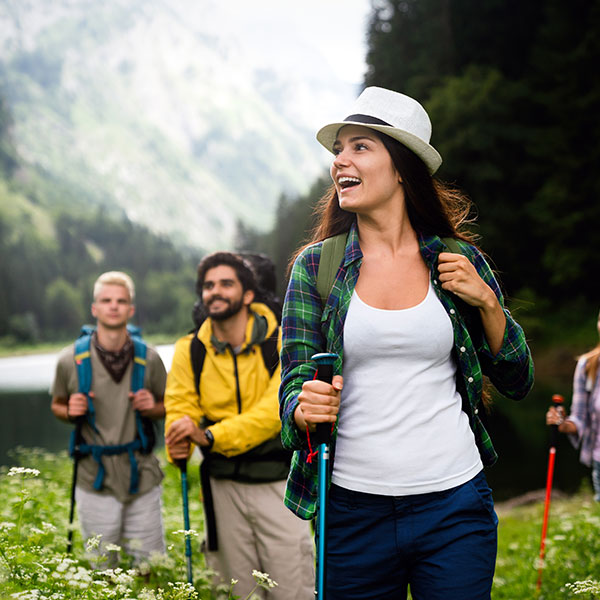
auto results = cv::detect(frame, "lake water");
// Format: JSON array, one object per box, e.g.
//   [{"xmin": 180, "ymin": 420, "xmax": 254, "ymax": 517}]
[
  {"xmin": 0, "ymin": 345, "xmax": 175, "ymax": 392},
  {"xmin": 0, "ymin": 348, "xmax": 590, "ymax": 501}
]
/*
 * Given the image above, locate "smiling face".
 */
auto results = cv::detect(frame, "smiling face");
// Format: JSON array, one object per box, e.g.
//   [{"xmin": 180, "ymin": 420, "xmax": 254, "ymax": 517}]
[
  {"xmin": 330, "ymin": 124, "xmax": 405, "ymax": 216},
  {"xmin": 201, "ymin": 264, "xmax": 254, "ymax": 322},
  {"xmin": 91, "ymin": 283, "xmax": 135, "ymax": 330}
]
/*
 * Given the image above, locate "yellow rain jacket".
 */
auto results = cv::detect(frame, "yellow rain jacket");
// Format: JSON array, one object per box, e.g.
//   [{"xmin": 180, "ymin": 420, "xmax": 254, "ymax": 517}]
[{"xmin": 165, "ymin": 302, "xmax": 288, "ymax": 480}]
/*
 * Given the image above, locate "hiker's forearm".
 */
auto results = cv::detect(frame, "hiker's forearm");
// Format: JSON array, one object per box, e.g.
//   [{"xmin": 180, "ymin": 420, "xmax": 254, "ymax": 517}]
[
  {"xmin": 559, "ymin": 419, "xmax": 577, "ymax": 435},
  {"xmin": 51, "ymin": 396, "xmax": 70, "ymax": 423}
]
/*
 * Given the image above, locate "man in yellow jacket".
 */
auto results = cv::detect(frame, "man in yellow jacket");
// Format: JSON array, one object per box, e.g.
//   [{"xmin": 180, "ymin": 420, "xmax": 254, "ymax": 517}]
[{"xmin": 165, "ymin": 251, "xmax": 313, "ymax": 599}]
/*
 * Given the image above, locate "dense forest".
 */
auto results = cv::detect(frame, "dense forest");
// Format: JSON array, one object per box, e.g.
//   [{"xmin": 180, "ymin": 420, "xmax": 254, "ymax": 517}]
[
  {"xmin": 240, "ymin": 0, "xmax": 600, "ymax": 348},
  {"xmin": 1, "ymin": 0, "xmax": 599, "ymax": 348}
]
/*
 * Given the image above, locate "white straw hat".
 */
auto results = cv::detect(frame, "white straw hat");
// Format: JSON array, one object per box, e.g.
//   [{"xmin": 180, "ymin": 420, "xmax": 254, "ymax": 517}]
[{"xmin": 316, "ymin": 86, "xmax": 442, "ymax": 174}]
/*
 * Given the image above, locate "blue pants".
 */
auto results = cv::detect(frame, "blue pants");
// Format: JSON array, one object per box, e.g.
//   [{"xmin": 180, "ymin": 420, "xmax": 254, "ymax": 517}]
[{"xmin": 324, "ymin": 471, "xmax": 498, "ymax": 599}]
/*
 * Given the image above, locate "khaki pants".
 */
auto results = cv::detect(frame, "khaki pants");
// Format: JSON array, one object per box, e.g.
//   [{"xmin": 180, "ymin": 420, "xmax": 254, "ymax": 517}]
[
  {"xmin": 205, "ymin": 478, "xmax": 314, "ymax": 600},
  {"xmin": 76, "ymin": 485, "xmax": 166, "ymax": 566}
]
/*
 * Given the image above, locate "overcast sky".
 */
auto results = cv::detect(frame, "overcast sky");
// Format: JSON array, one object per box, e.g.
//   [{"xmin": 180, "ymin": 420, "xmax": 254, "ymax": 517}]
[
  {"xmin": 229, "ymin": 0, "xmax": 372, "ymax": 84},
  {"xmin": 175, "ymin": 0, "xmax": 373, "ymax": 86}
]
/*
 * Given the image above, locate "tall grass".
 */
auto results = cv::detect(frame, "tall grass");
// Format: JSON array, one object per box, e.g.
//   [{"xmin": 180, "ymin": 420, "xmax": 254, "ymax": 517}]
[
  {"xmin": 494, "ymin": 485, "xmax": 600, "ymax": 599},
  {"xmin": 0, "ymin": 448, "xmax": 274, "ymax": 600},
  {"xmin": 1, "ymin": 448, "xmax": 599, "ymax": 598}
]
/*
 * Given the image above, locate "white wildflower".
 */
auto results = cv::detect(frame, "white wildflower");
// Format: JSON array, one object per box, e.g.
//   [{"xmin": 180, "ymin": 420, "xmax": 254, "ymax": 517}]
[
  {"xmin": 566, "ymin": 580, "xmax": 600, "ymax": 594},
  {"xmin": 55, "ymin": 558, "xmax": 76, "ymax": 573},
  {"xmin": 104, "ymin": 543, "xmax": 122, "ymax": 553},
  {"xmin": 10, "ymin": 592, "xmax": 42, "ymax": 600},
  {"xmin": 7, "ymin": 467, "xmax": 40, "ymax": 477},
  {"xmin": 148, "ymin": 552, "xmax": 175, "ymax": 569},
  {"xmin": 86, "ymin": 534, "xmax": 102, "ymax": 551},
  {"xmin": 252, "ymin": 570, "xmax": 278, "ymax": 588},
  {"xmin": 167, "ymin": 582, "xmax": 198, "ymax": 599},
  {"xmin": 172, "ymin": 528, "xmax": 199, "ymax": 538}
]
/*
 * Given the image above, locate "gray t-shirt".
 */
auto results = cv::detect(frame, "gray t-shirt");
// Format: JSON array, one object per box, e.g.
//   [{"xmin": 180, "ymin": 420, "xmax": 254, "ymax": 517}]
[{"xmin": 51, "ymin": 341, "xmax": 166, "ymax": 503}]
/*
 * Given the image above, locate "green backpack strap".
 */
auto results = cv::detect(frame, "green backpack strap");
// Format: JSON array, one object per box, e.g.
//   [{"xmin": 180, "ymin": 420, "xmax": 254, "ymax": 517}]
[
  {"xmin": 316, "ymin": 232, "xmax": 348, "ymax": 307},
  {"xmin": 441, "ymin": 237, "xmax": 462, "ymax": 254}
]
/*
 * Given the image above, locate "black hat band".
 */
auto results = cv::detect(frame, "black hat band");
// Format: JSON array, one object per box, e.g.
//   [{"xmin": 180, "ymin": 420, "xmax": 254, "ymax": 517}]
[{"xmin": 344, "ymin": 114, "xmax": 392, "ymax": 127}]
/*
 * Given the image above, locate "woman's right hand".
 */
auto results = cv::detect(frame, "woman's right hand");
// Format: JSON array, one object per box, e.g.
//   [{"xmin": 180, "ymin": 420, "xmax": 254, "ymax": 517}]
[
  {"xmin": 294, "ymin": 375, "xmax": 343, "ymax": 432},
  {"xmin": 546, "ymin": 405, "xmax": 578, "ymax": 434},
  {"xmin": 546, "ymin": 405, "xmax": 565, "ymax": 426}
]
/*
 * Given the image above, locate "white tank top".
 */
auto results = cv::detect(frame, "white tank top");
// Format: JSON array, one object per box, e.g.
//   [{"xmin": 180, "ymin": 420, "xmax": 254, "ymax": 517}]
[{"xmin": 331, "ymin": 284, "xmax": 483, "ymax": 495}]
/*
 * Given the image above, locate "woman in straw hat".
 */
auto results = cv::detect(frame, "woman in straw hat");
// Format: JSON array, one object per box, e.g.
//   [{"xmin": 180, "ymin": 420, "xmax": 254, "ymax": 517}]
[{"xmin": 278, "ymin": 86, "xmax": 534, "ymax": 599}]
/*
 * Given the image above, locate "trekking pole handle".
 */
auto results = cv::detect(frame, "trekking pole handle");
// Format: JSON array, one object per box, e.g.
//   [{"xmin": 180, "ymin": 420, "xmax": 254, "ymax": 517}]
[
  {"xmin": 175, "ymin": 458, "xmax": 188, "ymax": 474},
  {"xmin": 550, "ymin": 394, "xmax": 564, "ymax": 448},
  {"xmin": 311, "ymin": 353, "xmax": 338, "ymax": 445}
]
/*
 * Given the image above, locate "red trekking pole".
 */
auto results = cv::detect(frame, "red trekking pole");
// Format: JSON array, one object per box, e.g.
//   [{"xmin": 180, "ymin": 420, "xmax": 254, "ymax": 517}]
[{"xmin": 536, "ymin": 393, "xmax": 564, "ymax": 591}]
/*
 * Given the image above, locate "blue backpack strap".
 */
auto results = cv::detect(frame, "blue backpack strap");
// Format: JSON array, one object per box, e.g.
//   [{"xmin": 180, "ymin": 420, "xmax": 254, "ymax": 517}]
[
  {"xmin": 130, "ymin": 335, "xmax": 147, "ymax": 393},
  {"xmin": 80, "ymin": 439, "xmax": 144, "ymax": 494},
  {"xmin": 73, "ymin": 327, "xmax": 97, "ymax": 429},
  {"xmin": 130, "ymin": 333, "xmax": 150, "ymax": 453}
]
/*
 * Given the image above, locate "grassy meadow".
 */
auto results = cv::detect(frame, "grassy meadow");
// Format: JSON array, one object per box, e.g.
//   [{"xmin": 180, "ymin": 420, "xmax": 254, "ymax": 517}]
[{"xmin": 1, "ymin": 448, "xmax": 599, "ymax": 599}]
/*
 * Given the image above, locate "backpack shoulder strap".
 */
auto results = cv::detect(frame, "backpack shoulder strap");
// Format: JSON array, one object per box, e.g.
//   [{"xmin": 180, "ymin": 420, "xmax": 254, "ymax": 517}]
[
  {"xmin": 441, "ymin": 237, "xmax": 463, "ymax": 255},
  {"xmin": 129, "ymin": 333, "xmax": 151, "ymax": 451},
  {"xmin": 73, "ymin": 328, "xmax": 97, "ymax": 428},
  {"xmin": 130, "ymin": 335, "xmax": 147, "ymax": 393},
  {"xmin": 316, "ymin": 232, "xmax": 348, "ymax": 307},
  {"xmin": 260, "ymin": 327, "xmax": 280, "ymax": 378},
  {"xmin": 190, "ymin": 331, "xmax": 206, "ymax": 397},
  {"xmin": 74, "ymin": 332, "xmax": 93, "ymax": 395}
]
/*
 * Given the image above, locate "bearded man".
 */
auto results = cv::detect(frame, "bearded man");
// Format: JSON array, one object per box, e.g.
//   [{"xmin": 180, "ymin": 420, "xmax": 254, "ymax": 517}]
[{"xmin": 164, "ymin": 252, "xmax": 313, "ymax": 600}]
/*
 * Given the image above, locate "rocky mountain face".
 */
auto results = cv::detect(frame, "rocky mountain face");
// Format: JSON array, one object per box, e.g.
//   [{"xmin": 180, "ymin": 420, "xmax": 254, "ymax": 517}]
[{"xmin": 0, "ymin": 0, "xmax": 356, "ymax": 249}]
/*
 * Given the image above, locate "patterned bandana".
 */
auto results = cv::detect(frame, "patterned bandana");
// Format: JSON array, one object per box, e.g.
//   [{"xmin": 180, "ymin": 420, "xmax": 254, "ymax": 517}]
[{"xmin": 93, "ymin": 332, "xmax": 133, "ymax": 383}]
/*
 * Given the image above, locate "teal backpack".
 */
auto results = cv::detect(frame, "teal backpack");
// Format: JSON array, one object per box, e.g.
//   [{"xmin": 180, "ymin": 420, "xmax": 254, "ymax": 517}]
[{"xmin": 69, "ymin": 324, "xmax": 154, "ymax": 495}]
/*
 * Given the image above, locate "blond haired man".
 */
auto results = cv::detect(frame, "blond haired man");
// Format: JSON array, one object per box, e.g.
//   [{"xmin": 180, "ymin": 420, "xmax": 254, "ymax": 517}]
[{"xmin": 51, "ymin": 271, "xmax": 167, "ymax": 564}]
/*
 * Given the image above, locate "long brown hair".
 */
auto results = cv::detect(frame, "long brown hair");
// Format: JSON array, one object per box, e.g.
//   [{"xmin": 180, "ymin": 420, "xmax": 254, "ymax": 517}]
[{"xmin": 289, "ymin": 131, "xmax": 476, "ymax": 271}]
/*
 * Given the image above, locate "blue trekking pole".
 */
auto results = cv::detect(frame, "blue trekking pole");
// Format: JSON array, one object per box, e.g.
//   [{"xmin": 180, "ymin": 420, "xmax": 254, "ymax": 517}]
[
  {"xmin": 311, "ymin": 352, "xmax": 338, "ymax": 600},
  {"xmin": 175, "ymin": 458, "xmax": 193, "ymax": 585}
]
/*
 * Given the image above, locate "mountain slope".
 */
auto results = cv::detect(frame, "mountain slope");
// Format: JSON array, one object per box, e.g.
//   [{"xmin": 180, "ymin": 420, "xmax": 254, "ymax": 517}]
[{"xmin": 0, "ymin": 0, "xmax": 356, "ymax": 249}]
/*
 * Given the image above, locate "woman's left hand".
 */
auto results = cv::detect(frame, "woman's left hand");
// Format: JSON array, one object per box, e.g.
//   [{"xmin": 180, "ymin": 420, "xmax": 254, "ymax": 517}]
[
  {"xmin": 437, "ymin": 252, "xmax": 506, "ymax": 355},
  {"xmin": 437, "ymin": 252, "xmax": 494, "ymax": 309}
]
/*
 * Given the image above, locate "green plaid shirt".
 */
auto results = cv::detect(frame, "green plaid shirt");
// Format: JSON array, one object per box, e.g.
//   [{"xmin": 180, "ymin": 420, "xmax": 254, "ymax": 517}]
[{"xmin": 279, "ymin": 223, "xmax": 534, "ymax": 520}]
